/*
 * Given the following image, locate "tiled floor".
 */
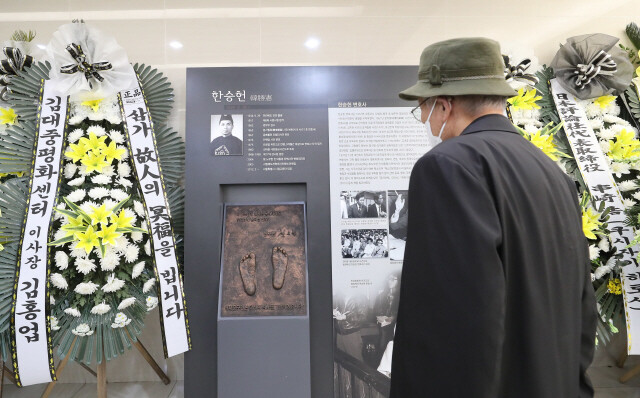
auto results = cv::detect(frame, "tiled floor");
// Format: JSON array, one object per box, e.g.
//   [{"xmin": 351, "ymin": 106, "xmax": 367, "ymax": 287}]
[{"xmin": 2, "ymin": 380, "xmax": 183, "ymax": 398}]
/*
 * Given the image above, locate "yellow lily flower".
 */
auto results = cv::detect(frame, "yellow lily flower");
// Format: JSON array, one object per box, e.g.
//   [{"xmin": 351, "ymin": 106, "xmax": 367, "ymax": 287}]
[
  {"xmin": 582, "ymin": 207, "xmax": 602, "ymax": 240},
  {"xmin": 524, "ymin": 131, "xmax": 559, "ymax": 161},
  {"xmin": 507, "ymin": 88, "xmax": 542, "ymax": 111},
  {"xmin": 593, "ymin": 95, "xmax": 616, "ymax": 109},
  {"xmin": 61, "ymin": 215, "xmax": 87, "ymax": 237},
  {"xmin": 110, "ymin": 210, "xmax": 134, "ymax": 230},
  {"xmin": 89, "ymin": 204, "xmax": 112, "ymax": 225},
  {"xmin": 81, "ymin": 152, "xmax": 109, "ymax": 174},
  {"xmin": 64, "ymin": 142, "xmax": 88, "ymax": 163},
  {"xmin": 0, "ymin": 107, "xmax": 17, "ymax": 125},
  {"xmin": 102, "ymin": 141, "xmax": 125, "ymax": 163},
  {"xmin": 607, "ymin": 129, "xmax": 640, "ymax": 161},
  {"xmin": 97, "ymin": 223, "xmax": 122, "ymax": 246},
  {"xmin": 81, "ymin": 98, "xmax": 104, "ymax": 112},
  {"xmin": 75, "ymin": 226, "xmax": 100, "ymax": 254},
  {"xmin": 78, "ymin": 132, "xmax": 108, "ymax": 154}
]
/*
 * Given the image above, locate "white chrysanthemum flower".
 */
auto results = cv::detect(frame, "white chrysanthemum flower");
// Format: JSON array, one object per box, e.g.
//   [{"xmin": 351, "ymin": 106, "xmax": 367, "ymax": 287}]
[
  {"xmin": 123, "ymin": 208, "xmax": 136, "ymax": 220},
  {"xmin": 141, "ymin": 221, "xmax": 148, "ymax": 231},
  {"xmin": 633, "ymin": 191, "xmax": 640, "ymax": 202},
  {"xmin": 111, "ymin": 312, "xmax": 131, "ymax": 328},
  {"xmin": 68, "ymin": 128, "xmax": 85, "ymax": 143},
  {"xmin": 90, "ymin": 301, "xmax": 111, "ymax": 315},
  {"xmin": 146, "ymin": 296, "xmax": 158, "ymax": 311},
  {"xmin": 109, "ymin": 129, "xmax": 124, "ymax": 144},
  {"xmin": 69, "ymin": 114, "xmax": 86, "ymax": 125},
  {"xmin": 124, "ymin": 244, "xmax": 140, "ymax": 263},
  {"xmin": 102, "ymin": 200, "xmax": 117, "ymax": 212},
  {"xmin": 118, "ymin": 177, "xmax": 133, "ymax": 188},
  {"xmin": 117, "ymin": 162, "xmax": 131, "ymax": 177},
  {"xmin": 100, "ymin": 249, "xmax": 121, "ymax": 271},
  {"xmin": 143, "ymin": 278, "xmax": 156, "ymax": 293},
  {"xmin": 584, "ymin": 102, "xmax": 604, "ymax": 119},
  {"xmin": 589, "ymin": 118, "xmax": 604, "ymax": 131},
  {"xmin": 102, "ymin": 273, "xmax": 125, "ymax": 293},
  {"xmin": 611, "ymin": 162, "xmax": 631, "ymax": 177},
  {"xmin": 623, "ymin": 198, "xmax": 636, "ymax": 208},
  {"xmin": 132, "ymin": 261, "xmax": 145, "ymax": 279},
  {"xmin": 78, "ymin": 164, "xmax": 90, "ymax": 176},
  {"xmin": 101, "ymin": 165, "xmax": 115, "ymax": 176},
  {"xmin": 144, "ymin": 240, "xmax": 151, "ymax": 256},
  {"xmin": 55, "ymin": 251, "xmax": 69, "ymax": 270},
  {"xmin": 50, "ymin": 316, "xmax": 60, "ymax": 331},
  {"xmin": 87, "ymin": 125, "xmax": 107, "ymax": 137},
  {"xmin": 75, "ymin": 257, "xmax": 97, "ymax": 275},
  {"xmin": 120, "ymin": 147, "xmax": 130, "ymax": 160},
  {"xmin": 118, "ymin": 297, "xmax": 136, "ymax": 310},
  {"xmin": 54, "ymin": 203, "xmax": 67, "ymax": 221},
  {"xmin": 598, "ymin": 238, "xmax": 610, "ymax": 252},
  {"xmin": 51, "ymin": 273, "xmax": 68, "ymax": 290},
  {"xmin": 110, "ymin": 189, "xmax": 128, "ymax": 202},
  {"xmin": 68, "ymin": 176, "xmax": 85, "ymax": 186},
  {"xmin": 70, "ymin": 245, "xmax": 88, "ymax": 259},
  {"xmin": 603, "ymin": 112, "xmax": 627, "ymax": 124},
  {"xmin": 67, "ymin": 189, "xmax": 86, "ymax": 203},
  {"xmin": 72, "ymin": 323, "xmax": 94, "ymax": 336},
  {"xmin": 619, "ymin": 180, "xmax": 638, "ymax": 191},
  {"xmin": 594, "ymin": 265, "xmax": 612, "ymax": 279},
  {"xmin": 50, "ymin": 295, "xmax": 56, "ymax": 305},
  {"xmin": 88, "ymin": 187, "xmax": 110, "ymax": 200},
  {"xmin": 599, "ymin": 141, "xmax": 611, "ymax": 154},
  {"xmin": 64, "ymin": 307, "xmax": 81, "ymax": 317},
  {"xmin": 113, "ymin": 236, "xmax": 130, "ymax": 252},
  {"xmin": 588, "ymin": 245, "xmax": 600, "ymax": 260},
  {"xmin": 92, "ymin": 174, "xmax": 111, "ymax": 185},
  {"xmin": 88, "ymin": 111, "xmax": 105, "ymax": 121},
  {"xmin": 130, "ymin": 231, "xmax": 143, "ymax": 243},
  {"xmin": 64, "ymin": 163, "xmax": 78, "ymax": 179},
  {"xmin": 53, "ymin": 228, "xmax": 67, "ymax": 242},
  {"xmin": 75, "ymin": 281, "xmax": 99, "ymax": 295},
  {"xmin": 598, "ymin": 128, "xmax": 617, "ymax": 141},
  {"xmin": 79, "ymin": 200, "xmax": 99, "ymax": 214}
]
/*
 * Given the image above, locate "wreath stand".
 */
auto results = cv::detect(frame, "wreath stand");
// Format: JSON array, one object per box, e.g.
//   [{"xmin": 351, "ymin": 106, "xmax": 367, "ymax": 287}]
[{"xmin": 0, "ymin": 332, "xmax": 170, "ymax": 398}]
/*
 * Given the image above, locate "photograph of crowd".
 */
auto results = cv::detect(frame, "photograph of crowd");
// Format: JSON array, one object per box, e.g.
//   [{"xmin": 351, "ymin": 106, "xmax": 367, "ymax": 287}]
[
  {"xmin": 340, "ymin": 191, "xmax": 387, "ymax": 219},
  {"xmin": 341, "ymin": 229, "xmax": 388, "ymax": 258},
  {"xmin": 387, "ymin": 190, "xmax": 408, "ymax": 261},
  {"xmin": 333, "ymin": 270, "xmax": 401, "ymax": 384}
]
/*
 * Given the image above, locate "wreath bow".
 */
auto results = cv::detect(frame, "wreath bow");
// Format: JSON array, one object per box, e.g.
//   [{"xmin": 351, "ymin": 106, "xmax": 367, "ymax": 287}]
[
  {"xmin": 0, "ymin": 47, "xmax": 33, "ymax": 100},
  {"xmin": 60, "ymin": 43, "xmax": 112, "ymax": 89},
  {"xmin": 503, "ymin": 55, "xmax": 539, "ymax": 86}
]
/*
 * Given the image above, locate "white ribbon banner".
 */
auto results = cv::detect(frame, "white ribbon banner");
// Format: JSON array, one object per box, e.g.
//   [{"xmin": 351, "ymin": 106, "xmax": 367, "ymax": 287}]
[
  {"xmin": 119, "ymin": 67, "xmax": 190, "ymax": 357},
  {"xmin": 12, "ymin": 79, "xmax": 67, "ymax": 385},
  {"xmin": 551, "ymin": 78, "xmax": 640, "ymax": 354}
]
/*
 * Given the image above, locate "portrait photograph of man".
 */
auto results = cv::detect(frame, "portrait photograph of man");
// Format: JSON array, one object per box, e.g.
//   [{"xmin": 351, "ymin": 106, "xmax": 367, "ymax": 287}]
[
  {"xmin": 210, "ymin": 114, "xmax": 243, "ymax": 156},
  {"xmin": 340, "ymin": 191, "xmax": 387, "ymax": 219}
]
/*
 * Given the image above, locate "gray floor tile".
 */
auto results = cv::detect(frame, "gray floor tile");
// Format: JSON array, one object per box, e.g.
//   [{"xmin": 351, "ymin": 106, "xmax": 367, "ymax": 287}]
[
  {"xmin": 71, "ymin": 381, "xmax": 177, "ymax": 398},
  {"xmin": 3, "ymin": 382, "xmax": 84, "ymax": 398},
  {"xmin": 168, "ymin": 380, "xmax": 184, "ymax": 398}
]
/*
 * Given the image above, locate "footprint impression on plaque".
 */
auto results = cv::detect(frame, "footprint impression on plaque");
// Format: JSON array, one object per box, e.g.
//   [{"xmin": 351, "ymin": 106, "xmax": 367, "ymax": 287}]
[{"xmin": 222, "ymin": 204, "xmax": 307, "ymax": 317}]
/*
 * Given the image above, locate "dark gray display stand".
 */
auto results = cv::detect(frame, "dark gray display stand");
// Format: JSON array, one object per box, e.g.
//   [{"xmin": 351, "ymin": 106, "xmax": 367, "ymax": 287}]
[{"xmin": 185, "ymin": 66, "xmax": 417, "ymax": 397}]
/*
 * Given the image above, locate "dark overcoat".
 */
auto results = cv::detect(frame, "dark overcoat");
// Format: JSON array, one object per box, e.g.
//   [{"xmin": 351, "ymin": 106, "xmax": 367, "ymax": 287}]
[{"xmin": 390, "ymin": 114, "xmax": 597, "ymax": 398}]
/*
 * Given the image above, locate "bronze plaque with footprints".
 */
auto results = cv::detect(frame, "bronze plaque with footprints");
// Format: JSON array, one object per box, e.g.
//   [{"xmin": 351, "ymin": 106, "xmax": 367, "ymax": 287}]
[{"xmin": 220, "ymin": 203, "xmax": 308, "ymax": 317}]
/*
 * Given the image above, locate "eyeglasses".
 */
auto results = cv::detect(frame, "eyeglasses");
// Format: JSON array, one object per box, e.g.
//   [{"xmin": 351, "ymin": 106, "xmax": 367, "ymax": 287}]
[{"xmin": 410, "ymin": 98, "xmax": 428, "ymax": 123}]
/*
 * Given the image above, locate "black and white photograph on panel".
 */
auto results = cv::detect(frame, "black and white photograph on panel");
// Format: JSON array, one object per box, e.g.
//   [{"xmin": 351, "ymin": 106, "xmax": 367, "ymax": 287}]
[
  {"xmin": 333, "ymin": 266, "xmax": 402, "ymax": 397},
  {"xmin": 340, "ymin": 191, "xmax": 387, "ymax": 219},
  {"xmin": 341, "ymin": 229, "xmax": 388, "ymax": 259},
  {"xmin": 387, "ymin": 190, "xmax": 408, "ymax": 261},
  {"xmin": 210, "ymin": 113, "xmax": 244, "ymax": 156}
]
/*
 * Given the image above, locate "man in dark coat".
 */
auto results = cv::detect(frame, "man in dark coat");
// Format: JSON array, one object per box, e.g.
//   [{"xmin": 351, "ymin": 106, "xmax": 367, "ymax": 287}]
[
  {"xmin": 347, "ymin": 193, "xmax": 368, "ymax": 218},
  {"xmin": 211, "ymin": 114, "xmax": 243, "ymax": 155},
  {"xmin": 368, "ymin": 193, "xmax": 387, "ymax": 218},
  {"xmin": 390, "ymin": 38, "xmax": 597, "ymax": 398}
]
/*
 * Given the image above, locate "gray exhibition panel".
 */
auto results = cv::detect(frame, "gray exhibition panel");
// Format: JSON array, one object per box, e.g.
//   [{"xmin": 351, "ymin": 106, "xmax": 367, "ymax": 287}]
[{"xmin": 185, "ymin": 66, "xmax": 417, "ymax": 397}]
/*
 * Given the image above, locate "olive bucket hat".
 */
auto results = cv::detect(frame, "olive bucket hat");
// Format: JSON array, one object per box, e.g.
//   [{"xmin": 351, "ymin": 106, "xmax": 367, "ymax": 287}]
[{"xmin": 399, "ymin": 37, "xmax": 517, "ymax": 100}]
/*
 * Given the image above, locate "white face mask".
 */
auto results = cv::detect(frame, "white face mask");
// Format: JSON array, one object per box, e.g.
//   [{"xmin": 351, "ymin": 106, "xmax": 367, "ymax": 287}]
[{"xmin": 424, "ymin": 97, "xmax": 448, "ymax": 146}]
